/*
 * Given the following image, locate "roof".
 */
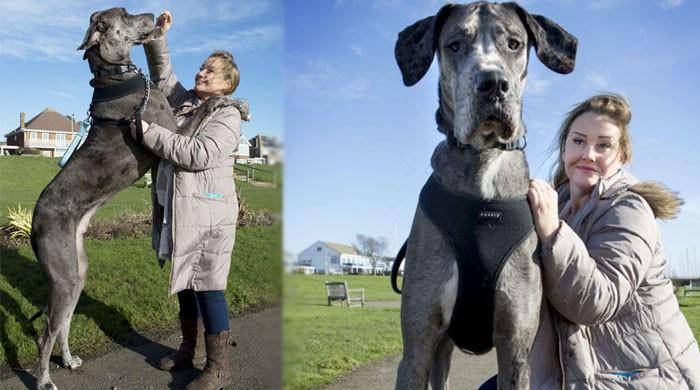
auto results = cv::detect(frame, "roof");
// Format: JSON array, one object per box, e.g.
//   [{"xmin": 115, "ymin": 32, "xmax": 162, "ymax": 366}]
[
  {"xmin": 5, "ymin": 108, "xmax": 80, "ymax": 137},
  {"xmin": 322, "ymin": 241, "xmax": 358, "ymax": 255},
  {"xmin": 239, "ymin": 134, "xmax": 252, "ymax": 147}
]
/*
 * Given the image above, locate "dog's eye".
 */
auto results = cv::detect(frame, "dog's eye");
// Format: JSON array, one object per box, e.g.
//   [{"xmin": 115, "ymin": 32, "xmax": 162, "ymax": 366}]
[
  {"xmin": 447, "ymin": 42, "xmax": 461, "ymax": 53},
  {"xmin": 507, "ymin": 39, "xmax": 521, "ymax": 51}
]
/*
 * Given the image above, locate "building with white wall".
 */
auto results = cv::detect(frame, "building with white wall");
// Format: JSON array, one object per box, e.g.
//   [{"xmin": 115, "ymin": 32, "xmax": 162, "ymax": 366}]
[{"xmin": 296, "ymin": 241, "xmax": 372, "ymax": 274}]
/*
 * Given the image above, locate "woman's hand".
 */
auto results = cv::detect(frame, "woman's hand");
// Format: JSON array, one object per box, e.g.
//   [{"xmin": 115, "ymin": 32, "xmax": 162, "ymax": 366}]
[
  {"xmin": 527, "ymin": 179, "xmax": 561, "ymax": 246},
  {"xmin": 130, "ymin": 119, "xmax": 150, "ymax": 142},
  {"xmin": 155, "ymin": 11, "xmax": 173, "ymax": 35}
]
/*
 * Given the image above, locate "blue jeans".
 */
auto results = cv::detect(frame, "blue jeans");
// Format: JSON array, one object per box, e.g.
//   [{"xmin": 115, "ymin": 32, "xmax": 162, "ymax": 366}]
[
  {"xmin": 478, "ymin": 375, "xmax": 497, "ymax": 390},
  {"xmin": 177, "ymin": 289, "xmax": 230, "ymax": 334}
]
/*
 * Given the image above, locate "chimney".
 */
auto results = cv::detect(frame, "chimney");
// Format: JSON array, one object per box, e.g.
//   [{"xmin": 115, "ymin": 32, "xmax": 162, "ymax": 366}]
[{"xmin": 20, "ymin": 112, "xmax": 25, "ymax": 129}]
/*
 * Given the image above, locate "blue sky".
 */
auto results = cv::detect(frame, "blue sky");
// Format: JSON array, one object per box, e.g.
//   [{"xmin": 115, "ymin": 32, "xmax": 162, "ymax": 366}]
[
  {"xmin": 0, "ymin": 0, "xmax": 283, "ymax": 141},
  {"xmin": 284, "ymin": 0, "xmax": 700, "ymax": 276}
]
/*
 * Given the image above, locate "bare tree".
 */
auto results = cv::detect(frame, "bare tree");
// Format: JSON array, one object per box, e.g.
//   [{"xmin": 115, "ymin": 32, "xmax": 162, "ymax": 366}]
[{"xmin": 353, "ymin": 234, "xmax": 389, "ymax": 274}]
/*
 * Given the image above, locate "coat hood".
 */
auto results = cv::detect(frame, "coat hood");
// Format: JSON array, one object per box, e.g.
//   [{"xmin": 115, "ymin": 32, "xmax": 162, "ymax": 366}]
[{"xmin": 558, "ymin": 169, "xmax": 684, "ymax": 220}]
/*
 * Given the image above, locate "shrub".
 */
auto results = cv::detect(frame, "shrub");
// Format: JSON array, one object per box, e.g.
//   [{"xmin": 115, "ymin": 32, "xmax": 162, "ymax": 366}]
[
  {"xmin": 237, "ymin": 194, "xmax": 277, "ymax": 228},
  {"xmin": 5, "ymin": 204, "xmax": 32, "ymax": 240}
]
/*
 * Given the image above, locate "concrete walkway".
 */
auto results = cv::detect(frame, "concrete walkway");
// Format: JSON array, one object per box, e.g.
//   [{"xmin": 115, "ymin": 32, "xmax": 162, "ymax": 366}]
[
  {"xmin": 324, "ymin": 349, "xmax": 497, "ymax": 390},
  {"xmin": 0, "ymin": 307, "xmax": 281, "ymax": 390}
]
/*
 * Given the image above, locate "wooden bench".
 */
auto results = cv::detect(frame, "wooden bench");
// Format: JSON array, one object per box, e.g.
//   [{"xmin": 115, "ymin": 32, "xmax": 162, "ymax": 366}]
[{"xmin": 325, "ymin": 281, "xmax": 365, "ymax": 307}]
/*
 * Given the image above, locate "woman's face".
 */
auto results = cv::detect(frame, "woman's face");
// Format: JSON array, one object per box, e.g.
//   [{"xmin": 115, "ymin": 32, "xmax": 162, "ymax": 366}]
[
  {"xmin": 563, "ymin": 111, "xmax": 624, "ymax": 196},
  {"xmin": 194, "ymin": 57, "xmax": 231, "ymax": 100}
]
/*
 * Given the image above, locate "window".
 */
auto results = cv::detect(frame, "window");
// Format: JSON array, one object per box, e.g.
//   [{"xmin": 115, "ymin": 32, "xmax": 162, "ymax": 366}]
[
  {"xmin": 43, "ymin": 132, "xmax": 49, "ymax": 142},
  {"xmin": 56, "ymin": 133, "xmax": 66, "ymax": 145},
  {"xmin": 30, "ymin": 131, "xmax": 37, "ymax": 140},
  {"xmin": 316, "ymin": 246, "xmax": 322, "ymax": 252}
]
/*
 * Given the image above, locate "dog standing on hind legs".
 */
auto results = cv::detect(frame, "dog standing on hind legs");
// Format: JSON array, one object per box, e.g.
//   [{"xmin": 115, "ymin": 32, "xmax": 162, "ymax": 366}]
[
  {"xmin": 391, "ymin": 2, "xmax": 577, "ymax": 389},
  {"xmin": 28, "ymin": 8, "xmax": 179, "ymax": 390}
]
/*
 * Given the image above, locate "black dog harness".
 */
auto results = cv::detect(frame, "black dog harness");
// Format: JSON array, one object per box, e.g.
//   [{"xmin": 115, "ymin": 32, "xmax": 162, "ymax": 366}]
[{"xmin": 393, "ymin": 175, "xmax": 533, "ymax": 354}]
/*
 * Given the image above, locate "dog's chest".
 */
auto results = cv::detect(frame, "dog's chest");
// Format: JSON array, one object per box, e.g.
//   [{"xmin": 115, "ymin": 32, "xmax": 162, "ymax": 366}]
[{"xmin": 419, "ymin": 175, "xmax": 533, "ymax": 353}]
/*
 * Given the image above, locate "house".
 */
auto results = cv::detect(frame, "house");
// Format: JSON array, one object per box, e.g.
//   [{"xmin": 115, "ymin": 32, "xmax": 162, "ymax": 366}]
[
  {"xmin": 249, "ymin": 134, "xmax": 283, "ymax": 164},
  {"xmin": 4, "ymin": 108, "xmax": 80, "ymax": 157},
  {"xmin": 234, "ymin": 134, "xmax": 253, "ymax": 163},
  {"xmin": 296, "ymin": 241, "xmax": 372, "ymax": 274}
]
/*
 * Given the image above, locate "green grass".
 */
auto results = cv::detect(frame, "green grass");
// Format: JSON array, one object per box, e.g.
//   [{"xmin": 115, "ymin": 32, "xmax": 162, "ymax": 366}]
[
  {"xmin": 235, "ymin": 163, "xmax": 283, "ymax": 186},
  {"xmin": 0, "ymin": 155, "xmax": 282, "ymax": 368},
  {"xmin": 678, "ymin": 292, "xmax": 700, "ymax": 341},
  {"xmin": 0, "ymin": 224, "xmax": 281, "ymax": 368},
  {"xmin": 282, "ymin": 274, "xmax": 403, "ymax": 390},
  {"xmin": 0, "ymin": 156, "xmax": 281, "ymax": 220}
]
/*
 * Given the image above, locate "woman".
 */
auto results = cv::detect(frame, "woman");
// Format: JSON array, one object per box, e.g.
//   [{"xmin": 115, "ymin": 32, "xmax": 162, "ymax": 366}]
[
  {"xmin": 526, "ymin": 93, "xmax": 700, "ymax": 388},
  {"xmin": 131, "ymin": 11, "xmax": 249, "ymax": 390}
]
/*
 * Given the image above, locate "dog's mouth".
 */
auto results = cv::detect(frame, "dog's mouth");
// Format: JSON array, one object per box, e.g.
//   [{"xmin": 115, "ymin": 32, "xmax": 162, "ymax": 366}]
[{"xmin": 475, "ymin": 114, "xmax": 516, "ymax": 142}]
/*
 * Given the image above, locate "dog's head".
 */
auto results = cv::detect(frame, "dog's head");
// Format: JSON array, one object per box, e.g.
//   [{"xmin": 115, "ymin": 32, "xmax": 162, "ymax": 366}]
[
  {"xmin": 395, "ymin": 2, "xmax": 577, "ymax": 149},
  {"xmin": 77, "ymin": 8, "xmax": 155, "ymax": 64}
]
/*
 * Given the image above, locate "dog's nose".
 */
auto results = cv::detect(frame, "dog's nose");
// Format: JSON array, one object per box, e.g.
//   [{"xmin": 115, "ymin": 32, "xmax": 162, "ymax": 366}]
[{"xmin": 476, "ymin": 71, "xmax": 509, "ymax": 98}]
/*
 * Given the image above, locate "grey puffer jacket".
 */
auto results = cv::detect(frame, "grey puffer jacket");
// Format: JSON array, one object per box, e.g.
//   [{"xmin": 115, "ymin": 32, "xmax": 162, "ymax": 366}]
[
  {"xmin": 142, "ymin": 38, "xmax": 250, "ymax": 295},
  {"xmin": 540, "ymin": 170, "xmax": 700, "ymax": 389}
]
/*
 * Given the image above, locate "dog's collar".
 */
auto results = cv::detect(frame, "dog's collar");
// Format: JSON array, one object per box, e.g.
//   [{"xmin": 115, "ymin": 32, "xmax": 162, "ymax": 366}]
[
  {"xmin": 440, "ymin": 126, "xmax": 527, "ymax": 151},
  {"xmin": 90, "ymin": 63, "xmax": 138, "ymax": 79}
]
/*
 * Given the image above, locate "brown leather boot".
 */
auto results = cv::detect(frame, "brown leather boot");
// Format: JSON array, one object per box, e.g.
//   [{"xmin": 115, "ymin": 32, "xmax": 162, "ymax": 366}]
[
  {"xmin": 158, "ymin": 317, "xmax": 206, "ymax": 371},
  {"xmin": 185, "ymin": 330, "xmax": 232, "ymax": 390}
]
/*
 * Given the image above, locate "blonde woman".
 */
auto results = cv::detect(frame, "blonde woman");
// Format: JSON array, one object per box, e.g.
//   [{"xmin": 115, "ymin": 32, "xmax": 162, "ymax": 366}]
[
  {"xmin": 526, "ymin": 93, "xmax": 700, "ymax": 388},
  {"xmin": 131, "ymin": 11, "xmax": 250, "ymax": 390}
]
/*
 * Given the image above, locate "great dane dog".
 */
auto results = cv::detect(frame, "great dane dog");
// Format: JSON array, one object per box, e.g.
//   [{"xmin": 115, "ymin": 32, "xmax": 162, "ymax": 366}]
[
  {"xmin": 392, "ymin": 2, "xmax": 576, "ymax": 389},
  {"xmin": 29, "ymin": 8, "xmax": 182, "ymax": 390}
]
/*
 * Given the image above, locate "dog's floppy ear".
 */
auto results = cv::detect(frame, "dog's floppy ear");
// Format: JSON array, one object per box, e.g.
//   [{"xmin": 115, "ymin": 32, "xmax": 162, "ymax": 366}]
[
  {"xmin": 77, "ymin": 11, "xmax": 104, "ymax": 51},
  {"xmin": 395, "ymin": 4, "xmax": 454, "ymax": 86},
  {"xmin": 505, "ymin": 2, "xmax": 577, "ymax": 74}
]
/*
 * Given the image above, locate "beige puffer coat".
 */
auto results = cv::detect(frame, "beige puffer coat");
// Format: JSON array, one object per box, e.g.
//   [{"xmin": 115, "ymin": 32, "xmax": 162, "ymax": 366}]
[
  {"xmin": 142, "ymin": 38, "xmax": 250, "ymax": 295},
  {"xmin": 539, "ymin": 169, "xmax": 700, "ymax": 389}
]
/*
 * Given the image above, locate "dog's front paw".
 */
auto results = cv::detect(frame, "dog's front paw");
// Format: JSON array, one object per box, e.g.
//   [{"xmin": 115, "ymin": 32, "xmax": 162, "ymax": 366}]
[
  {"xmin": 62, "ymin": 355, "xmax": 83, "ymax": 370},
  {"xmin": 37, "ymin": 381, "xmax": 59, "ymax": 390}
]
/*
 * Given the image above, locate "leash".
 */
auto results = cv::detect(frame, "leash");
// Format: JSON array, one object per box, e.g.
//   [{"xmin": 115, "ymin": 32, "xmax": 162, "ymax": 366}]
[
  {"xmin": 390, "ymin": 240, "xmax": 407, "ymax": 294},
  {"xmin": 58, "ymin": 68, "xmax": 151, "ymax": 168},
  {"xmin": 58, "ymin": 120, "xmax": 90, "ymax": 168}
]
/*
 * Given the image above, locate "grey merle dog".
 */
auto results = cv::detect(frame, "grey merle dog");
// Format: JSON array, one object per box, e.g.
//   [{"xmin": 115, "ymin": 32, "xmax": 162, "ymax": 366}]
[
  {"xmin": 390, "ymin": 2, "xmax": 577, "ymax": 389},
  {"xmin": 29, "ymin": 8, "xmax": 220, "ymax": 390}
]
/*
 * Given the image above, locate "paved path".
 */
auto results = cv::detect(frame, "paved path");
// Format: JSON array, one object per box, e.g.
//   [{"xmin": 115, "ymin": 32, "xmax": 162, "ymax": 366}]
[
  {"xmin": 324, "ymin": 349, "xmax": 497, "ymax": 390},
  {"xmin": 0, "ymin": 307, "xmax": 281, "ymax": 390}
]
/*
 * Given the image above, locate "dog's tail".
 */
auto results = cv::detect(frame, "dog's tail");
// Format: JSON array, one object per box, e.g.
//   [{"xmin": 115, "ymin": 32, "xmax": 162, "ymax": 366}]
[
  {"xmin": 390, "ymin": 240, "xmax": 407, "ymax": 294},
  {"xmin": 29, "ymin": 306, "xmax": 47, "ymax": 322}
]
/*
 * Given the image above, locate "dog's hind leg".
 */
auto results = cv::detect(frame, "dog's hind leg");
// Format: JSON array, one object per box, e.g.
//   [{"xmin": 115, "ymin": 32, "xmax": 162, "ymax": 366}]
[
  {"xmin": 429, "ymin": 334, "xmax": 454, "ymax": 390},
  {"xmin": 33, "ymin": 202, "xmax": 96, "ymax": 389},
  {"xmin": 493, "ymin": 234, "xmax": 542, "ymax": 390},
  {"xmin": 57, "ymin": 205, "xmax": 96, "ymax": 371}
]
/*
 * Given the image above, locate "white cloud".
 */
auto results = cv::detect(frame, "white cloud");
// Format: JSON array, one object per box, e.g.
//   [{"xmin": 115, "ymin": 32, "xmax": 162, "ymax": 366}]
[
  {"xmin": 349, "ymin": 44, "xmax": 364, "ymax": 56},
  {"xmin": 0, "ymin": 0, "xmax": 276, "ymax": 62},
  {"xmin": 176, "ymin": 26, "xmax": 281, "ymax": 54},
  {"xmin": 288, "ymin": 59, "xmax": 377, "ymax": 101},
  {"xmin": 657, "ymin": 0, "xmax": 684, "ymax": 9},
  {"xmin": 584, "ymin": 70, "xmax": 609, "ymax": 89},
  {"xmin": 47, "ymin": 91, "xmax": 76, "ymax": 99},
  {"xmin": 525, "ymin": 74, "xmax": 554, "ymax": 96}
]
